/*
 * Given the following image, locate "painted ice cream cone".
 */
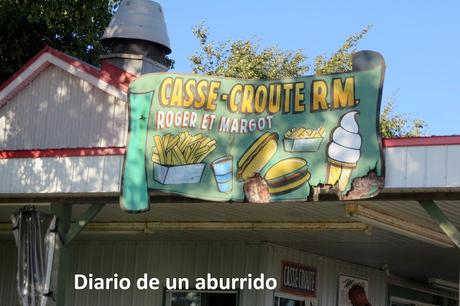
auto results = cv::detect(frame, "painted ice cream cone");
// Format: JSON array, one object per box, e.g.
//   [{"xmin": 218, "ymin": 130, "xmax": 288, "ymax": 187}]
[
  {"xmin": 326, "ymin": 111, "xmax": 362, "ymax": 192},
  {"xmin": 337, "ymin": 166, "xmax": 353, "ymax": 192}
]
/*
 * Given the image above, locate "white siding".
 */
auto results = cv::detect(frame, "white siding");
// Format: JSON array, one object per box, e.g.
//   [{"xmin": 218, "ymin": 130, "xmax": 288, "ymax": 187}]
[
  {"xmin": 384, "ymin": 145, "xmax": 460, "ymax": 188},
  {"xmin": 0, "ymin": 65, "xmax": 128, "ymax": 150},
  {"xmin": 0, "ymin": 155, "xmax": 123, "ymax": 193},
  {"xmin": 446, "ymin": 145, "xmax": 460, "ymax": 186}
]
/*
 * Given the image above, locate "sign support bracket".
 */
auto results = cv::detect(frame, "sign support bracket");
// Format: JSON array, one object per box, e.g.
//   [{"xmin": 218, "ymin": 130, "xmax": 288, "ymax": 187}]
[
  {"xmin": 64, "ymin": 203, "xmax": 106, "ymax": 244},
  {"xmin": 418, "ymin": 200, "xmax": 460, "ymax": 248},
  {"xmin": 51, "ymin": 203, "xmax": 105, "ymax": 306}
]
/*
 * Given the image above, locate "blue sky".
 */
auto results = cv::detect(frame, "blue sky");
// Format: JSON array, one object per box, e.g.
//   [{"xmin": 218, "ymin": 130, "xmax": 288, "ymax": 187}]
[{"xmin": 160, "ymin": 0, "xmax": 459, "ymax": 136}]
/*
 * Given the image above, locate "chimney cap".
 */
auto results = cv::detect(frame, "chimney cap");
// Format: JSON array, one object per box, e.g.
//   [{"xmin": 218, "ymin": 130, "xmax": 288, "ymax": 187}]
[{"xmin": 102, "ymin": 0, "xmax": 171, "ymax": 54}]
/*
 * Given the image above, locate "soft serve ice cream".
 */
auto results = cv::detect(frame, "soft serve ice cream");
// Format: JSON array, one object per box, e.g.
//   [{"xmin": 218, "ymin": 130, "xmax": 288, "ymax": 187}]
[{"xmin": 326, "ymin": 111, "xmax": 362, "ymax": 191}]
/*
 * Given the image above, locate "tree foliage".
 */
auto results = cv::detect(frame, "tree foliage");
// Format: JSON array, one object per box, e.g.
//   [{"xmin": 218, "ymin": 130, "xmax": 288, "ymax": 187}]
[
  {"xmin": 314, "ymin": 26, "xmax": 370, "ymax": 75},
  {"xmin": 0, "ymin": 0, "xmax": 112, "ymax": 83},
  {"xmin": 380, "ymin": 92, "xmax": 427, "ymax": 138},
  {"xmin": 189, "ymin": 24, "xmax": 308, "ymax": 79},
  {"xmin": 189, "ymin": 24, "xmax": 427, "ymax": 138}
]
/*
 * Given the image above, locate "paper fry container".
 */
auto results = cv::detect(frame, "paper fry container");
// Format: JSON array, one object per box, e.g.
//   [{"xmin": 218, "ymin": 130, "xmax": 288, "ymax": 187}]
[
  {"xmin": 283, "ymin": 137, "xmax": 323, "ymax": 152},
  {"xmin": 153, "ymin": 163, "xmax": 206, "ymax": 185}
]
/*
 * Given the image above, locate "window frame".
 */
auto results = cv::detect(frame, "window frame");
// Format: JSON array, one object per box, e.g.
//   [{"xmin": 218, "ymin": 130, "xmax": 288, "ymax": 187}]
[{"xmin": 273, "ymin": 291, "xmax": 307, "ymax": 306}]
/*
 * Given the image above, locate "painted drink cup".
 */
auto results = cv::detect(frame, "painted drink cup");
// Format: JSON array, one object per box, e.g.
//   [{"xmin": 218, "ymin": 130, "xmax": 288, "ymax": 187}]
[{"xmin": 211, "ymin": 156, "xmax": 233, "ymax": 193}]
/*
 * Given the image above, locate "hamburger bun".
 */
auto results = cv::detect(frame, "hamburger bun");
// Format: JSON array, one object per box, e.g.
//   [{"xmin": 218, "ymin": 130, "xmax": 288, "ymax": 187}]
[{"xmin": 264, "ymin": 157, "xmax": 310, "ymax": 195}]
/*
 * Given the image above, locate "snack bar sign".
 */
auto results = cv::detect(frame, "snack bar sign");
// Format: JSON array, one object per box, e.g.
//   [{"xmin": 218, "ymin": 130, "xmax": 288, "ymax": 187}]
[
  {"xmin": 121, "ymin": 51, "xmax": 385, "ymax": 212},
  {"xmin": 281, "ymin": 261, "xmax": 317, "ymax": 296}
]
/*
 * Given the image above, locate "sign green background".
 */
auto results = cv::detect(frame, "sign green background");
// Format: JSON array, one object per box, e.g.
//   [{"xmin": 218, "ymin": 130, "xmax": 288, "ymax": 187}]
[{"xmin": 121, "ymin": 51, "xmax": 385, "ymax": 213}]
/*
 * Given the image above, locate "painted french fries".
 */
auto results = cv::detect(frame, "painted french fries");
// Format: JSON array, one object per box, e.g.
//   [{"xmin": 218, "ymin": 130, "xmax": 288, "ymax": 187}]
[
  {"xmin": 283, "ymin": 127, "xmax": 326, "ymax": 153},
  {"xmin": 152, "ymin": 132, "xmax": 216, "ymax": 165},
  {"xmin": 285, "ymin": 127, "xmax": 326, "ymax": 139}
]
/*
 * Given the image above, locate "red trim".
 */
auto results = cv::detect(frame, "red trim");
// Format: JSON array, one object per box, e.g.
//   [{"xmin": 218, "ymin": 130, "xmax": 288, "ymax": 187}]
[
  {"xmin": 39, "ymin": 47, "xmax": 137, "ymax": 93},
  {"xmin": 0, "ymin": 61, "xmax": 52, "ymax": 104},
  {"xmin": 1, "ymin": 136, "xmax": 460, "ymax": 159},
  {"xmin": 0, "ymin": 45, "xmax": 136, "ymax": 103},
  {"xmin": 100, "ymin": 61, "xmax": 137, "ymax": 93},
  {"xmin": 0, "ymin": 147, "xmax": 126, "ymax": 159},
  {"xmin": 0, "ymin": 46, "xmax": 52, "ymax": 92},
  {"xmin": 383, "ymin": 135, "xmax": 460, "ymax": 147}
]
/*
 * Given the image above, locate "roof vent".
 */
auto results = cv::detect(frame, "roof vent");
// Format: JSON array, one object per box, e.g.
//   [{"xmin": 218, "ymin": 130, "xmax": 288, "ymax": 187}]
[{"xmin": 101, "ymin": 0, "xmax": 172, "ymax": 75}]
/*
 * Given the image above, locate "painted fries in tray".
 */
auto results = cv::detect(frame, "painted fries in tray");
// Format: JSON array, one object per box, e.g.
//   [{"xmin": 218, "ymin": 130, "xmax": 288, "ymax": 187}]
[
  {"xmin": 152, "ymin": 132, "xmax": 216, "ymax": 165},
  {"xmin": 283, "ymin": 127, "xmax": 326, "ymax": 152},
  {"xmin": 285, "ymin": 127, "xmax": 326, "ymax": 139},
  {"xmin": 152, "ymin": 132, "xmax": 217, "ymax": 185}
]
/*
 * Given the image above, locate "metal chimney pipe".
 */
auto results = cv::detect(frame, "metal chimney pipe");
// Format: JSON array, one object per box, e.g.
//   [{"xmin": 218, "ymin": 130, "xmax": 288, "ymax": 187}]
[{"xmin": 101, "ymin": 0, "xmax": 172, "ymax": 75}]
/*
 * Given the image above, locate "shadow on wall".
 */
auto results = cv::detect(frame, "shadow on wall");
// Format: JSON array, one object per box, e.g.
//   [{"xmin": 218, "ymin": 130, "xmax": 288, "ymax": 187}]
[{"xmin": 0, "ymin": 65, "xmax": 126, "ymax": 193}]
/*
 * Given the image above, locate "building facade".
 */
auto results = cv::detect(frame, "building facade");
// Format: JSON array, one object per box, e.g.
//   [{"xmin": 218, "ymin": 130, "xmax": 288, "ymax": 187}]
[{"xmin": 0, "ymin": 25, "xmax": 459, "ymax": 306}]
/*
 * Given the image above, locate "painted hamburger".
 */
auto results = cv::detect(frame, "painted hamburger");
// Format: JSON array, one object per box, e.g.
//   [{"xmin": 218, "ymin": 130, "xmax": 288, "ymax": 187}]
[
  {"xmin": 264, "ymin": 157, "xmax": 310, "ymax": 195},
  {"xmin": 237, "ymin": 132, "xmax": 279, "ymax": 180}
]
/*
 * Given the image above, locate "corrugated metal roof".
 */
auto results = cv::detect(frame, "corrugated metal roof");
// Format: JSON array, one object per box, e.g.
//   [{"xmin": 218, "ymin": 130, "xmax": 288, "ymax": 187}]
[
  {"xmin": 436, "ymin": 200, "xmax": 460, "ymax": 229},
  {"xmin": 361, "ymin": 200, "xmax": 441, "ymax": 231},
  {"xmin": 277, "ymin": 229, "xmax": 460, "ymax": 284},
  {"xmin": 362, "ymin": 200, "xmax": 460, "ymax": 232},
  {"xmin": 87, "ymin": 202, "xmax": 350, "ymax": 223},
  {"xmin": 0, "ymin": 201, "xmax": 350, "ymax": 224},
  {"xmin": 2, "ymin": 200, "xmax": 459, "ymax": 237}
]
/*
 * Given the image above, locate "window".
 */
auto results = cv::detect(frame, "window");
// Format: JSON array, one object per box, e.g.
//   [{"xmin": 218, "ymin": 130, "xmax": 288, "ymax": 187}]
[
  {"xmin": 165, "ymin": 290, "xmax": 238, "ymax": 306},
  {"xmin": 273, "ymin": 292, "xmax": 307, "ymax": 306},
  {"xmin": 273, "ymin": 296, "xmax": 305, "ymax": 306}
]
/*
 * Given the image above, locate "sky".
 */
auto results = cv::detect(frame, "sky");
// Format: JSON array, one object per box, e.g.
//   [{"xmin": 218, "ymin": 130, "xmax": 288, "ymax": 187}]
[{"xmin": 159, "ymin": 0, "xmax": 460, "ymax": 136}]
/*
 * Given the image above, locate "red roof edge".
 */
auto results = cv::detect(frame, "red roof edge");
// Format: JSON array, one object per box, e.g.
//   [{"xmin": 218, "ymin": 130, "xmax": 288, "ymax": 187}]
[
  {"xmin": 0, "ymin": 147, "xmax": 126, "ymax": 159},
  {"xmin": 0, "ymin": 45, "xmax": 136, "ymax": 95},
  {"xmin": 383, "ymin": 135, "xmax": 460, "ymax": 147},
  {"xmin": 43, "ymin": 47, "xmax": 137, "ymax": 93},
  {"xmin": 99, "ymin": 61, "xmax": 137, "ymax": 93},
  {"xmin": 0, "ymin": 46, "xmax": 52, "ymax": 92}
]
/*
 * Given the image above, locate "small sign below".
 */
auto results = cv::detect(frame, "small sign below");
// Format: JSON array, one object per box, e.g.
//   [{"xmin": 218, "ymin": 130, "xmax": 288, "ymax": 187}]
[{"xmin": 281, "ymin": 261, "xmax": 317, "ymax": 297}]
